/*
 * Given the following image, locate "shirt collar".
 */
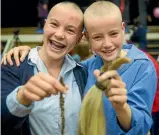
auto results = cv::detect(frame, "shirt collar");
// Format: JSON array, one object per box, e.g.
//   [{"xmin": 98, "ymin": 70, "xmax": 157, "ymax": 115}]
[
  {"xmin": 122, "ymin": 44, "xmax": 149, "ymax": 61},
  {"xmin": 94, "ymin": 44, "xmax": 150, "ymax": 62},
  {"xmin": 27, "ymin": 46, "xmax": 82, "ymax": 75}
]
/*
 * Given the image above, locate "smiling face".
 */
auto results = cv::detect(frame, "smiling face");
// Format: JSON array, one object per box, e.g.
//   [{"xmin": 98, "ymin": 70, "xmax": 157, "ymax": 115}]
[
  {"xmin": 86, "ymin": 15, "xmax": 125, "ymax": 62},
  {"xmin": 84, "ymin": 1, "xmax": 125, "ymax": 62},
  {"xmin": 41, "ymin": 3, "xmax": 83, "ymax": 61}
]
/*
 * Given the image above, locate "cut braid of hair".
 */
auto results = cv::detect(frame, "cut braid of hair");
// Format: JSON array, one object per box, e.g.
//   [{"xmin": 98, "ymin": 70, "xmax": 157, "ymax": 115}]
[{"xmin": 60, "ymin": 77, "xmax": 65, "ymax": 135}]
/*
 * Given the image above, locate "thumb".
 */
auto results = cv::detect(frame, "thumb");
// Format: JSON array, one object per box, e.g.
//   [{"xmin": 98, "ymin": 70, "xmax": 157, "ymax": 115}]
[{"xmin": 93, "ymin": 69, "xmax": 101, "ymax": 80}]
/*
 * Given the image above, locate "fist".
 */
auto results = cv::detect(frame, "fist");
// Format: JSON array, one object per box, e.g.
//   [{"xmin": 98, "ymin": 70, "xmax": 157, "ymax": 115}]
[{"xmin": 17, "ymin": 72, "xmax": 67, "ymax": 106}]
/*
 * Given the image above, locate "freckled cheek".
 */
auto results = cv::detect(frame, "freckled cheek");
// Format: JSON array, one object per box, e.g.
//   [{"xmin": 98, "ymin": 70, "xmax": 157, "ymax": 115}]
[
  {"xmin": 115, "ymin": 40, "xmax": 123, "ymax": 48},
  {"xmin": 68, "ymin": 40, "xmax": 77, "ymax": 50},
  {"xmin": 44, "ymin": 29, "xmax": 53, "ymax": 36},
  {"xmin": 69, "ymin": 35, "xmax": 79, "ymax": 45},
  {"xmin": 44, "ymin": 25, "xmax": 56, "ymax": 34},
  {"xmin": 43, "ymin": 31, "xmax": 50, "ymax": 42},
  {"xmin": 91, "ymin": 42, "xmax": 101, "ymax": 52},
  {"xmin": 111, "ymin": 37, "xmax": 122, "ymax": 47},
  {"xmin": 43, "ymin": 31, "xmax": 52, "ymax": 44}
]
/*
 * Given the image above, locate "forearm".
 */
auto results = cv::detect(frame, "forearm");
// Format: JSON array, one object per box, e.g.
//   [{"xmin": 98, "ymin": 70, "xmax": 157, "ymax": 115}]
[
  {"xmin": 116, "ymin": 103, "xmax": 132, "ymax": 131},
  {"xmin": 6, "ymin": 86, "xmax": 34, "ymax": 117}
]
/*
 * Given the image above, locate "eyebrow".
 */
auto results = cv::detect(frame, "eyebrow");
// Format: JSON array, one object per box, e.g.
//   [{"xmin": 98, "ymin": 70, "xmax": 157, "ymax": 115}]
[
  {"xmin": 50, "ymin": 18, "xmax": 78, "ymax": 31},
  {"xmin": 50, "ymin": 18, "xmax": 58, "ymax": 22},
  {"xmin": 109, "ymin": 29, "xmax": 120, "ymax": 33},
  {"xmin": 92, "ymin": 33, "xmax": 102, "ymax": 36}
]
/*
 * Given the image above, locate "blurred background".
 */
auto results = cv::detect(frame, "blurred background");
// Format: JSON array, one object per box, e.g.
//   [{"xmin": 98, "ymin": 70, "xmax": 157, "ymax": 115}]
[{"xmin": 1, "ymin": 0, "xmax": 159, "ymax": 62}]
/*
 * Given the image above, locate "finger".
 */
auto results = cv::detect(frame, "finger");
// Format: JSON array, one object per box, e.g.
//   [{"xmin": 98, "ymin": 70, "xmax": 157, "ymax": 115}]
[
  {"xmin": 52, "ymin": 87, "xmax": 60, "ymax": 95},
  {"xmin": 38, "ymin": 72, "xmax": 68, "ymax": 93},
  {"xmin": 25, "ymin": 82, "xmax": 51, "ymax": 98},
  {"xmin": 19, "ymin": 46, "xmax": 31, "ymax": 62},
  {"xmin": 108, "ymin": 95, "xmax": 127, "ymax": 104},
  {"xmin": 111, "ymin": 74, "xmax": 122, "ymax": 81},
  {"xmin": 97, "ymin": 70, "xmax": 119, "ymax": 82},
  {"xmin": 19, "ymin": 46, "xmax": 31, "ymax": 51},
  {"xmin": 2, "ymin": 54, "xmax": 7, "ymax": 65},
  {"xmin": 107, "ymin": 79, "xmax": 126, "ymax": 90},
  {"xmin": 107, "ymin": 88, "xmax": 127, "ymax": 97},
  {"xmin": 94, "ymin": 69, "xmax": 101, "ymax": 81},
  {"xmin": 23, "ymin": 88, "xmax": 44, "ymax": 101},
  {"xmin": 20, "ymin": 51, "xmax": 29, "ymax": 62},
  {"xmin": 6, "ymin": 49, "xmax": 14, "ymax": 65},
  {"xmin": 13, "ymin": 47, "xmax": 20, "ymax": 66},
  {"xmin": 28, "ymin": 75, "xmax": 58, "ymax": 95}
]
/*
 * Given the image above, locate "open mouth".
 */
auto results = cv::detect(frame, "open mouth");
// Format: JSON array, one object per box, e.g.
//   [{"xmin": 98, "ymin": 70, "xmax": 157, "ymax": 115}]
[
  {"xmin": 102, "ymin": 48, "xmax": 116, "ymax": 55},
  {"xmin": 49, "ymin": 40, "xmax": 66, "ymax": 51}
]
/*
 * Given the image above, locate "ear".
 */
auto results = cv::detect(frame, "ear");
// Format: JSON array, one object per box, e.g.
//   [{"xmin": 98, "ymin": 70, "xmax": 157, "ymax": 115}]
[
  {"xmin": 44, "ymin": 19, "xmax": 47, "ymax": 25},
  {"xmin": 122, "ymin": 22, "xmax": 126, "ymax": 34}
]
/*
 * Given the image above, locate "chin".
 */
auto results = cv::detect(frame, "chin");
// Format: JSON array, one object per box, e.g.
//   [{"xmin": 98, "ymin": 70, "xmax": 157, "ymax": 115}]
[
  {"xmin": 102, "ymin": 54, "xmax": 118, "ymax": 62},
  {"xmin": 103, "ymin": 58, "xmax": 114, "ymax": 62}
]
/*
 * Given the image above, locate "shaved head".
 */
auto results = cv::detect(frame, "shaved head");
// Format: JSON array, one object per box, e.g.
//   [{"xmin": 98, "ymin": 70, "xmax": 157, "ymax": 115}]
[
  {"xmin": 47, "ymin": 1, "xmax": 84, "ymax": 31},
  {"xmin": 48, "ymin": 1, "xmax": 83, "ymax": 21},
  {"xmin": 84, "ymin": 1, "xmax": 122, "ymax": 27}
]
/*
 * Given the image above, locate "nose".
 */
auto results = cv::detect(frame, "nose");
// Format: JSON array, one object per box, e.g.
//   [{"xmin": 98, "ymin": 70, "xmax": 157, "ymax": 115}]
[
  {"xmin": 103, "ymin": 37, "xmax": 111, "ymax": 48},
  {"xmin": 55, "ymin": 28, "xmax": 65, "ymax": 40}
]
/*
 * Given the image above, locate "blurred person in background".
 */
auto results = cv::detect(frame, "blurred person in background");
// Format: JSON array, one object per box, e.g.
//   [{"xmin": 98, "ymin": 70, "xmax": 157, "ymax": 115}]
[
  {"xmin": 130, "ymin": 21, "xmax": 147, "ymax": 51},
  {"xmin": 36, "ymin": 0, "xmax": 49, "ymax": 34}
]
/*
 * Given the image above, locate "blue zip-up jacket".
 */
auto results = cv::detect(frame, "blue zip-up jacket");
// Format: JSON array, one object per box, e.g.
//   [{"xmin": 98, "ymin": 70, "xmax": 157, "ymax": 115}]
[
  {"xmin": 1, "ymin": 55, "xmax": 87, "ymax": 135},
  {"xmin": 82, "ymin": 44, "xmax": 157, "ymax": 135}
]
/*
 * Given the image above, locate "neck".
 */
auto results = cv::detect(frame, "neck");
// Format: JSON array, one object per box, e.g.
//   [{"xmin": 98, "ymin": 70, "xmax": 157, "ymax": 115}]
[{"xmin": 38, "ymin": 48, "xmax": 64, "ymax": 70}]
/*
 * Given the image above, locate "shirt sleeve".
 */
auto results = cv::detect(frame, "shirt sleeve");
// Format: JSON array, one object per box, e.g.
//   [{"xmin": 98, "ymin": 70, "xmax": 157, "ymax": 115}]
[
  {"xmin": 7, "ymin": 86, "xmax": 34, "ymax": 117},
  {"xmin": 1, "ymin": 62, "xmax": 31, "ymax": 127},
  {"xmin": 116, "ymin": 60, "xmax": 157, "ymax": 135}
]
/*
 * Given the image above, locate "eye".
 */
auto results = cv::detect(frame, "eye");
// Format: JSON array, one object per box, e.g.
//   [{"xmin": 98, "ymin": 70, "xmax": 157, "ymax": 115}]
[
  {"xmin": 67, "ymin": 29, "xmax": 75, "ymax": 34},
  {"xmin": 50, "ymin": 22, "xmax": 58, "ymax": 27},
  {"xmin": 93, "ymin": 36, "xmax": 101, "ymax": 40},
  {"xmin": 110, "ymin": 32, "xmax": 118, "ymax": 37}
]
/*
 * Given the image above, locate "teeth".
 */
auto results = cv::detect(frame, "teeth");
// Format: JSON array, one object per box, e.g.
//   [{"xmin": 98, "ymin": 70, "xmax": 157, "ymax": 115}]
[
  {"xmin": 50, "ymin": 40, "xmax": 63, "ymax": 46},
  {"xmin": 49, "ymin": 40, "xmax": 65, "ymax": 50},
  {"xmin": 105, "ymin": 50, "xmax": 112, "ymax": 53}
]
